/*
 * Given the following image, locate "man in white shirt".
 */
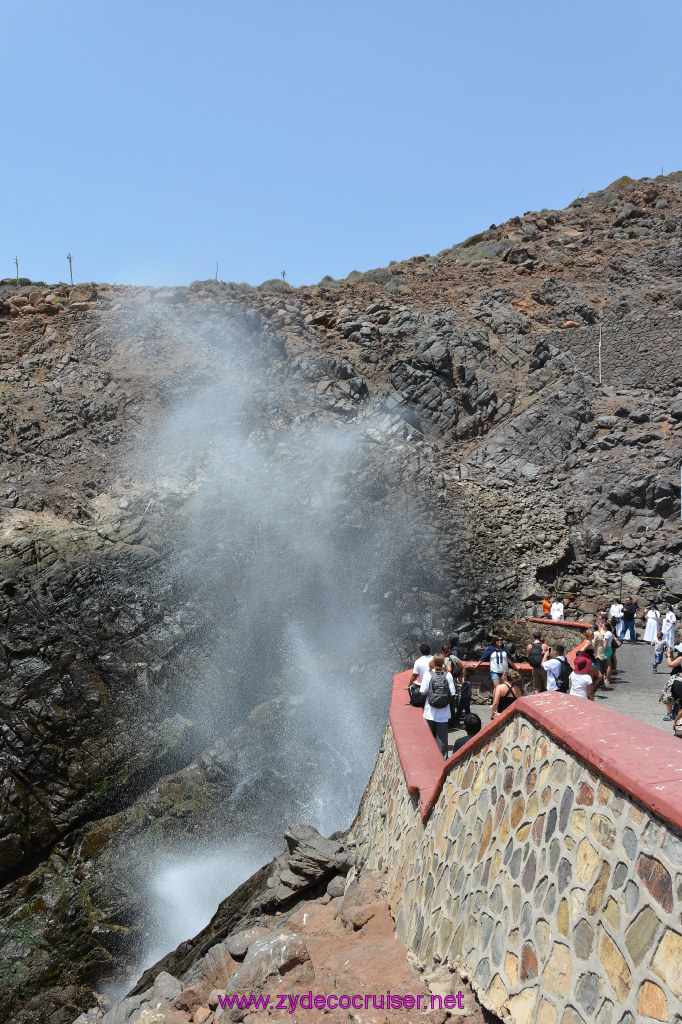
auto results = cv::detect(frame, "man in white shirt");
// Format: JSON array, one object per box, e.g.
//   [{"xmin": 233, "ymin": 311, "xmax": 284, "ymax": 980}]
[
  {"xmin": 542, "ymin": 644, "xmax": 567, "ymax": 691},
  {"xmin": 408, "ymin": 643, "xmax": 432, "ymax": 687},
  {"xmin": 550, "ymin": 599, "xmax": 564, "ymax": 621}
]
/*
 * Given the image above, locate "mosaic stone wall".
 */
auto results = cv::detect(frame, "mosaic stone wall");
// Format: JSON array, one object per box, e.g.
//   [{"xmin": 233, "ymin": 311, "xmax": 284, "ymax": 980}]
[{"xmin": 351, "ymin": 719, "xmax": 682, "ymax": 1024}]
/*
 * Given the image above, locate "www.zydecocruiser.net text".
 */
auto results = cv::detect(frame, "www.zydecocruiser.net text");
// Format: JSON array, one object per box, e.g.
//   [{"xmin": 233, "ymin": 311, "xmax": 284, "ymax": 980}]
[{"xmin": 216, "ymin": 990, "xmax": 465, "ymax": 1012}]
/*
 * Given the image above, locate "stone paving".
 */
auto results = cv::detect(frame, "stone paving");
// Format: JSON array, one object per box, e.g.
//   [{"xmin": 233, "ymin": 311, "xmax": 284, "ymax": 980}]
[
  {"xmin": 447, "ymin": 636, "xmax": 677, "ymax": 752},
  {"xmin": 594, "ymin": 636, "xmax": 677, "ymax": 735}
]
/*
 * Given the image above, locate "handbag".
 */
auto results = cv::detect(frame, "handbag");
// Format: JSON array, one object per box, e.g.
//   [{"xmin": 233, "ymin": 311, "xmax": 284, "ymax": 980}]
[{"xmin": 659, "ymin": 674, "xmax": 682, "ymax": 705}]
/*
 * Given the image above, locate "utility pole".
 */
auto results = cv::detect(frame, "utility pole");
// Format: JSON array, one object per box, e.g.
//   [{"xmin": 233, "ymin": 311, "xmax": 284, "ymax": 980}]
[
  {"xmin": 14, "ymin": 256, "xmax": 18, "ymax": 284},
  {"xmin": 281, "ymin": 270, "xmax": 286, "ymax": 282},
  {"xmin": 215, "ymin": 261, "xmax": 218, "ymax": 282},
  {"xmin": 66, "ymin": 253, "xmax": 73, "ymax": 285}
]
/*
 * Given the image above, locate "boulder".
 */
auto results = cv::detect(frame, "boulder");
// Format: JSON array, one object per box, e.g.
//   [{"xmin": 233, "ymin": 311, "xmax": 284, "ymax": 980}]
[
  {"xmin": 412, "ymin": 336, "xmax": 452, "ymax": 378},
  {"xmin": 503, "ymin": 246, "xmax": 536, "ymax": 266},
  {"xmin": 69, "ymin": 283, "xmax": 96, "ymax": 302},
  {"xmin": 326, "ymin": 874, "xmax": 346, "ymax": 898},
  {"xmin": 226, "ymin": 926, "xmax": 270, "ymax": 959},
  {"xmin": 171, "ymin": 985, "xmax": 204, "ymax": 1013},
  {"xmin": 663, "ymin": 564, "xmax": 682, "ymax": 597},
  {"xmin": 620, "ymin": 572, "xmax": 644, "ymax": 592},
  {"xmin": 152, "ymin": 973, "xmax": 183, "ymax": 1003},
  {"xmin": 226, "ymin": 932, "xmax": 313, "ymax": 991},
  {"xmin": 669, "ymin": 393, "xmax": 682, "ymax": 420},
  {"xmin": 340, "ymin": 869, "xmax": 386, "ymax": 930},
  {"xmin": 645, "ymin": 554, "xmax": 669, "ymax": 579}
]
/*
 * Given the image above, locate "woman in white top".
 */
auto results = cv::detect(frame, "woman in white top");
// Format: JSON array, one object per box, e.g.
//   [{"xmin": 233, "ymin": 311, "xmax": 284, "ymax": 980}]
[
  {"xmin": 569, "ymin": 653, "xmax": 595, "ymax": 700},
  {"xmin": 550, "ymin": 600, "xmax": 564, "ymax": 621},
  {"xmin": 643, "ymin": 604, "xmax": 660, "ymax": 645},
  {"xmin": 663, "ymin": 606, "xmax": 676, "ymax": 648},
  {"xmin": 420, "ymin": 654, "xmax": 456, "ymax": 759}
]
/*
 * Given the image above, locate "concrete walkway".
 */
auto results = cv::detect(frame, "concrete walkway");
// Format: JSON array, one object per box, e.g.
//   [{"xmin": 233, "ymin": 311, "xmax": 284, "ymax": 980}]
[
  {"xmin": 447, "ymin": 638, "xmax": 676, "ymax": 752},
  {"xmin": 592, "ymin": 637, "xmax": 676, "ymax": 734}
]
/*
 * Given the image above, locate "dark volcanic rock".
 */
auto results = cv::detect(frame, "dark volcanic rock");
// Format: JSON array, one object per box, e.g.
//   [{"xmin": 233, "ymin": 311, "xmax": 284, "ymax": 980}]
[{"xmin": 2, "ymin": 172, "xmax": 682, "ymax": 1021}]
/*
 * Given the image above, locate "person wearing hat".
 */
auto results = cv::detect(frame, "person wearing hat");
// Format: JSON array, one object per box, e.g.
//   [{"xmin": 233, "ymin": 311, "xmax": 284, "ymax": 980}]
[
  {"xmin": 448, "ymin": 633, "xmax": 462, "ymax": 660},
  {"xmin": 569, "ymin": 652, "xmax": 596, "ymax": 700}
]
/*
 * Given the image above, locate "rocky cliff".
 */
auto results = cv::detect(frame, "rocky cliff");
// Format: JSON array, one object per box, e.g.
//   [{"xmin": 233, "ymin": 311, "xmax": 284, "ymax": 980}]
[{"xmin": 1, "ymin": 172, "xmax": 681, "ymax": 1022}]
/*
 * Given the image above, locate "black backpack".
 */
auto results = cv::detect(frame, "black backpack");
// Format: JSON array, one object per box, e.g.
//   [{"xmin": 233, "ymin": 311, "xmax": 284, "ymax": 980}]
[
  {"xmin": 528, "ymin": 642, "xmax": 544, "ymax": 668},
  {"xmin": 427, "ymin": 671, "xmax": 451, "ymax": 708},
  {"xmin": 557, "ymin": 657, "xmax": 572, "ymax": 694},
  {"xmin": 408, "ymin": 682, "xmax": 426, "ymax": 708}
]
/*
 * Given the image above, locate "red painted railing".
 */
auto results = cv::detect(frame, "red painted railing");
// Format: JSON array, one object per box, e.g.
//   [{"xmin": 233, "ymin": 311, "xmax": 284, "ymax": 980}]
[{"xmin": 391, "ymin": 630, "xmax": 682, "ymax": 831}]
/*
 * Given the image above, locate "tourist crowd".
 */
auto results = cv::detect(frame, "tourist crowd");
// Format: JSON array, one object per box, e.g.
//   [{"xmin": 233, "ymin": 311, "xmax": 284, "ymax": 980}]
[{"xmin": 409, "ymin": 597, "xmax": 682, "ymax": 760}]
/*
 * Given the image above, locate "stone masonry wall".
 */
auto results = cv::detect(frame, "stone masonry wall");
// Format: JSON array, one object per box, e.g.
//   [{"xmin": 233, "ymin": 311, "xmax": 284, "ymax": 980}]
[{"xmin": 351, "ymin": 717, "xmax": 682, "ymax": 1024}]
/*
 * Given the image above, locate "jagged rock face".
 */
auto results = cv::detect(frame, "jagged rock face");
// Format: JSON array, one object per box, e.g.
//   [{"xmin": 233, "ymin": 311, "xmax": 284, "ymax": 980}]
[{"xmin": 1, "ymin": 174, "xmax": 682, "ymax": 1022}]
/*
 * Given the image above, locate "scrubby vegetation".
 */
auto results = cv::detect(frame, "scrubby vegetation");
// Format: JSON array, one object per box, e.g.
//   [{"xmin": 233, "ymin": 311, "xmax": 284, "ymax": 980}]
[{"xmin": 257, "ymin": 278, "xmax": 293, "ymax": 293}]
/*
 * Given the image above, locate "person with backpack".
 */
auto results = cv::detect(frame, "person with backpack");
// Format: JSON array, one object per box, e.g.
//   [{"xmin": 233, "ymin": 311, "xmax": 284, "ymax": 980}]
[
  {"xmin": 436, "ymin": 644, "xmax": 461, "ymax": 725},
  {"xmin": 491, "ymin": 668, "xmax": 522, "ymax": 719},
  {"xmin": 407, "ymin": 642, "xmax": 432, "ymax": 706},
  {"xmin": 437, "ymin": 643, "xmax": 460, "ymax": 680},
  {"xmin": 542, "ymin": 644, "xmax": 572, "ymax": 693},
  {"xmin": 527, "ymin": 633, "xmax": 549, "ymax": 693},
  {"xmin": 452, "ymin": 664, "xmax": 472, "ymax": 727},
  {"xmin": 620, "ymin": 597, "xmax": 639, "ymax": 643},
  {"xmin": 420, "ymin": 654, "xmax": 456, "ymax": 758}
]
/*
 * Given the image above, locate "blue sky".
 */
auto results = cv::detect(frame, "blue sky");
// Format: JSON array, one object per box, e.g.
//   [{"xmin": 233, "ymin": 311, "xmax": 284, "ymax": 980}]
[{"xmin": 3, "ymin": 0, "xmax": 681, "ymax": 288}]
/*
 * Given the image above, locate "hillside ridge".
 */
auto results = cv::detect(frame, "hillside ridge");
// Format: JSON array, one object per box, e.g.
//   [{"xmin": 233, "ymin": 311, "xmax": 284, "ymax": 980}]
[{"xmin": 1, "ymin": 171, "xmax": 681, "ymax": 1023}]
